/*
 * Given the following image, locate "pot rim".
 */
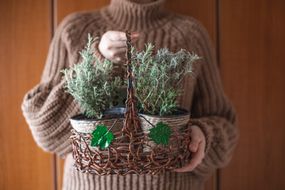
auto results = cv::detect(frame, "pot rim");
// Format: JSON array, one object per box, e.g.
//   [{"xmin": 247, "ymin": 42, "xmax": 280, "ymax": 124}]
[
  {"xmin": 70, "ymin": 107, "xmax": 126, "ymax": 121},
  {"xmin": 138, "ymin": 108, "xmax": 190, "ymax": 118}
]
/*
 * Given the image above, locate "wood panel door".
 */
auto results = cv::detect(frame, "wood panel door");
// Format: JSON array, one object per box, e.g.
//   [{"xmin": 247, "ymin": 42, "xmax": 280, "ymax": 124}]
[
  {"xmin": 0, "ymin": 0, "xmax": 53, "ymax": 190},
  {"xmin": 219, "ymin": 0, "xmax": 285, "ymax": 189},
  {"xmin": 8, "ymin": 0, "xmax": 285, "ymax": 190}
]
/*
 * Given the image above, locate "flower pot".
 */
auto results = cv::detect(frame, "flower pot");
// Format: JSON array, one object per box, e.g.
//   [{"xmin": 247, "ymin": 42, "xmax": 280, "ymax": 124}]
[
  {"xmin": 70, "ymin": 107, "xmax": 126, "ymax": 134},
  {"xmin": 139, "ymin": 108, "xmax": 191, "ymax": 153}
]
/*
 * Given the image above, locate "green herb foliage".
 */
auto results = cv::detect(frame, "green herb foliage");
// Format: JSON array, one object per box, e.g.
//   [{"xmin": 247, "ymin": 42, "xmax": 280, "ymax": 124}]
[
  {"xmin": 149, "ymin": 122, "xmax": 171, "ymax": 145},
  {"xmin": 62, "ymin": 34, "xmax": 122, "ymax": 118},
  {"xmin": 131, "ymin": 44, "xmax": 200, "ymax": 116},
  {"xmin": 90, "ymin": 124, "xmax": 114, "ymax": 149}
]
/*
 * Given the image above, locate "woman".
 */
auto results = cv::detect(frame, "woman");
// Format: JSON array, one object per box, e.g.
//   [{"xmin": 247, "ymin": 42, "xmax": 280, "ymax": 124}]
[{"xmin": 21, "ymin": 0, "xmax": 239, "ymax": 189}]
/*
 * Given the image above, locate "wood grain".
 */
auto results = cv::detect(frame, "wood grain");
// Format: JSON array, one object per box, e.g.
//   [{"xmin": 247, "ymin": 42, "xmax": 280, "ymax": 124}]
[
  {"xmin": 0, "ymin": 0, "xmax": 53, "ymax": 190},
  {"xmin": 56, "ymin": 0, "xmax": 110, "ymax": 24},
  {"xmin": 219, "ymin": 0, "xmax": 285, "ymax": 189}
]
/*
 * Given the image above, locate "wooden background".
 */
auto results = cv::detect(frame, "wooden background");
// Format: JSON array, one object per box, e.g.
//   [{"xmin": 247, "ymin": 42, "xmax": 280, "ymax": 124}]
[{"xmin": 0, "ymin": 0, "xmax": 284, "ymax": 189}]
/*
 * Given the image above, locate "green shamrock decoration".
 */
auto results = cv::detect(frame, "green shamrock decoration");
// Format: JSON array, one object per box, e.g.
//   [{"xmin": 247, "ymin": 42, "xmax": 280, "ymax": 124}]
[
  {"xmin": 90, "ymin": 124, "xmax": 114, "ymax": 149},
  {"xmin": 149, "ymin": 122, "xmax": 171, "ymax": 145}
]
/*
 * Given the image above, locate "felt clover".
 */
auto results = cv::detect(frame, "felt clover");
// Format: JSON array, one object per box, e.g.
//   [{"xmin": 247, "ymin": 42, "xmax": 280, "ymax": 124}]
[
  {"xmin": 149, "ymin": 122, "xmax": 171, "ymax": 145},
  {"xmin": 90, "ymin": 124, "xmax": 114, "ymax": 149}
]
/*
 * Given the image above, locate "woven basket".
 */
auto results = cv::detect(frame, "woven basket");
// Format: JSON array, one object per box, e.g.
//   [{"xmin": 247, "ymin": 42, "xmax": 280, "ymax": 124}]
[{"xmin": 70, "ymin": 32, "xmax": 192, "ymax": 175}]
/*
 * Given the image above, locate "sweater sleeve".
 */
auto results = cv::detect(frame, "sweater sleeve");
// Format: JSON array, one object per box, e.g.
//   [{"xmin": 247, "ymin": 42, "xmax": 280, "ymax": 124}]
[
  {"xmin": 21, "ymin": 14, "xmax": 81, "ymax": 158},
  {"xmin": 188, "ymin": 20, "xmax": 239, "ymax": 178}
]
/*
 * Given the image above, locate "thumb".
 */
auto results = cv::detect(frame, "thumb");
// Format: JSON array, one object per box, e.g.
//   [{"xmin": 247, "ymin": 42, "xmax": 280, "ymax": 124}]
[
  {"xmin": 131, "ymin": 32, "xmax": 140, "ymax": 42},
  {"xmin": 189, "ymin": 126, "xmax": 201, "ymax": 152},
  {"xmin": 131, "ymin": 32, "xmax": 140, "ymax": 38},
  {"xmin": 189, "ymin": 137, "xmax": 200, "ymax": 152}
]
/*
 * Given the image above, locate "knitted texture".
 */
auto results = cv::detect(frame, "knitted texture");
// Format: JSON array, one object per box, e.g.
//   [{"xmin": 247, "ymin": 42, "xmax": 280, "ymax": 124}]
[{"xmin": 21, "ymin": 0, "xmax": 239, "ymax": 189}]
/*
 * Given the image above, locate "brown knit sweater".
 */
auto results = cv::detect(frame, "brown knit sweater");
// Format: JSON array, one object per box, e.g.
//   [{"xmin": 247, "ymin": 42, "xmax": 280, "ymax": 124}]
[{"xmin": 21, "ymin": 0, "xmax": 239, "ymax": 189}]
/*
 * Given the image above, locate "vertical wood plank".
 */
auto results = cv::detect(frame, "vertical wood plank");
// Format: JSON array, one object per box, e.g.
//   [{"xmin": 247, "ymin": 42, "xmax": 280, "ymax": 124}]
[
  {"xmin": 219, "ymin": 0, "xmax": 285, "ymax": 189},
  {"xmin": 57, "ymin": 0, "xmax": 109, "ymax": 23},
  {"xmin": 55, "ymin": 1, "xmax": 217, "ymax": 189},
  {"xmin": 0, "ymin": 0, "xmax": 53, "ymax": 190}
]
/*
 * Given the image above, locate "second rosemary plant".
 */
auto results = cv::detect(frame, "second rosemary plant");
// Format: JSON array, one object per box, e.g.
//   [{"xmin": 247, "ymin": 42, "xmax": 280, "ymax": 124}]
[{"xmin": 131, "ymin": 44, "xmax": 200, "ymax": 116}]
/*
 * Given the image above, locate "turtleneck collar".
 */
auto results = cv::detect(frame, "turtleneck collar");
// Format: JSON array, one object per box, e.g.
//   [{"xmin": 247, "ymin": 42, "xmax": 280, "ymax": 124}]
[{"xmin": 101, "ymin": 0, "xmax": 171, "ymax": 31}]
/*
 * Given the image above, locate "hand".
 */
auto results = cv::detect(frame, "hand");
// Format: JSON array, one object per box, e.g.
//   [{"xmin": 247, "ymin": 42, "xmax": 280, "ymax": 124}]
[
  {"xmin": 174, "ymin": 125, "xmax": 206, "ymax": 172},
  {"xmin": 98, "ymin": 31, "xmax": 139, "ymax": 63}
]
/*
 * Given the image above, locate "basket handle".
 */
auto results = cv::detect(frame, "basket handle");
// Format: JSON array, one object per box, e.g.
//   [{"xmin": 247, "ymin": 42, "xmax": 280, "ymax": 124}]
[{"xmin": 123, "ymin": 31, "xmax": 142, "ymax": 135}]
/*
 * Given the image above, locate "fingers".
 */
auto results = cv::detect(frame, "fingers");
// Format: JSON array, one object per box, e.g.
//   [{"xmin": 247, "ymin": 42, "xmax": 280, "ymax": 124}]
[
  {"xmin": 109, "ymin": 47, "xmax": 127, "ymax": 63},
  {"xmin": 189, "ymin": 134, "xmax": 200, "ymax": 152},
  {"xmin": 189, "ymin": 125, "xmax": 205, "ymax": 152},
  {"xmin": 189, "ymin": 141, "xmax": 205, "ymax": 169},
  {"xmin": 106, "ymin": 31, "xmax": 140, "ymax": 41},
  {"xmin": 107, "ymin": 31, "xmax": 127, "ymax": 41},
  {"xmin": 110, "ymin": 47, "xmax": 127, "ymax": 57},
  {"xmin": 113, "ymin": 54, "xmax": 126, "ymax": 63},
  {"xmin": 107, "ymin": 41, "xmax": 127, "ymax": 48},
  {"xmin": 98, "ymin": 31, "xmax": 139, "ymax": 63},
  {"xmin": 131, "ymin": 32, "xmax": 140, "ymax": 41},
  {"xmin": 99, "ymin": 36, "xmax": 126, "ymax": 52},
  {"xmin": 174, "ymin": 125, "xmax": 206, "ymax": 173},
  {"xmin": 174, "ymin": 141, "xmax": 205, "ymax": 172},
  {"xmin": 114, "ymin": 57, "xmax": 122, "ymax": 63}
]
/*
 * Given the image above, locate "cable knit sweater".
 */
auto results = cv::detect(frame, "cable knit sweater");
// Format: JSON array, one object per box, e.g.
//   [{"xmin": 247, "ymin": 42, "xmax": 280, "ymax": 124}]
[{"xmin": 21, "ymin": 0, "xmax": 239, "ymax": 189}]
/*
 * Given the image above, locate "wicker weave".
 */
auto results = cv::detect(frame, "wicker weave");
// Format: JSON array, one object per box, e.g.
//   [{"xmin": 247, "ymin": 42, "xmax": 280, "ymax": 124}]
[{"xmin": 70, "ymin": 32, "xmax": 192, "ymax": 175}]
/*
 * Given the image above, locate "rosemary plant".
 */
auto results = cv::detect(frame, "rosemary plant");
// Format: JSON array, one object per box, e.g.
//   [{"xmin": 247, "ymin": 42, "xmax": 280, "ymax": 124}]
[
  {"xmin": 131, "ymin": 44, "xmax": 200, "ymax": 116},
  {"xmin": 62, "ymin": 34, "xmax": 122, "ymax": 119}
]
